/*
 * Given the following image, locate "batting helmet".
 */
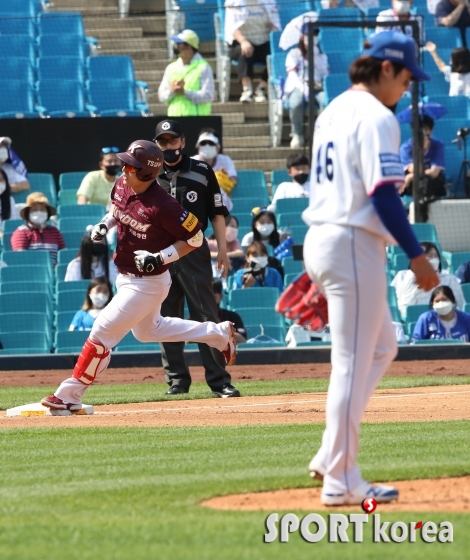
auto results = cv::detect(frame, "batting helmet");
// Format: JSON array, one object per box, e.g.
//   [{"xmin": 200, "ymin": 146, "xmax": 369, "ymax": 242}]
[{"xmin": 117, "ymin": 140, "xmax": 163, "ymax": 182}]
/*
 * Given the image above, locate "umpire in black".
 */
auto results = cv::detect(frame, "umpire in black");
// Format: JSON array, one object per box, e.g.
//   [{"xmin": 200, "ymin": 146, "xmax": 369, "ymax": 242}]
[{"xmin": 153, "ymin": 119, "xmax": 240, "ymax": 398}]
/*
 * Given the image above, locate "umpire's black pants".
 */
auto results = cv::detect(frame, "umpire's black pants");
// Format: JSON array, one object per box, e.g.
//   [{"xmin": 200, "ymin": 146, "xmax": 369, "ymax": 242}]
[{"xmin": 160, "ymin": 240, "xmax": 232, "ymax": 391}]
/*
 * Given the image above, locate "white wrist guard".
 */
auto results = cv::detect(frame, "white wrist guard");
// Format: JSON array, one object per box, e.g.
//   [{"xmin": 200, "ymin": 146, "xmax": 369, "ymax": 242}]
[{"xmin": 160, "ymin": 245, "xmax": 179, "ymax": 264}]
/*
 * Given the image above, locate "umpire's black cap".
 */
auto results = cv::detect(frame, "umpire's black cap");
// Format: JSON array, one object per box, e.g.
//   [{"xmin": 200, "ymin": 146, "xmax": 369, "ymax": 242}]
[{"xmin": 153, "ymin": 120, "xmax": 184, "ymax": 140}]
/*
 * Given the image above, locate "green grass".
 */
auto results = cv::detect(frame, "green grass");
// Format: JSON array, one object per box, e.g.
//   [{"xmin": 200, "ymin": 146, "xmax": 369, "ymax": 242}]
[
  {"xmin": 0, "ymin": 421, "xmax": 469, "ymax": 560},
  {"xmin": 1, "ymin": 375, "xmax": 469, "ymax": 410}
]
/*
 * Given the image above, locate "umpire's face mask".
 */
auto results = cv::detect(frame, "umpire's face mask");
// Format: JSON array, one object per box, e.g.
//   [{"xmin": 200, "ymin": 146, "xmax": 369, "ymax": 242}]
[{"xmin": 163, "ymin": 144, "xmax": 182, "ymax": 163}]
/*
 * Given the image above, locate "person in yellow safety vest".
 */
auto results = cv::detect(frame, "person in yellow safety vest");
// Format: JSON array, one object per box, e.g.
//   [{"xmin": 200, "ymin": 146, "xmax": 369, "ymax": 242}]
[{"xmin": 158, "ymin": 29, "xmax": 215, "ymax": 116}]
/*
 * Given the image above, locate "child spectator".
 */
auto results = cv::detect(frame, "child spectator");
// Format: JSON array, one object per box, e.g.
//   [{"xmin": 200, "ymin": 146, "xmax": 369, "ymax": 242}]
[
  {"xmin": 426, "ymin": 42, "xmax": 470, "ymax": 96},
  {"xmin": 65, "ymin": 226, "xmax": 118, "ymax": 283},
  {"xmin": 232, "ymin": 241, "xmax": 284, "ymax": 292},
  {"xmin": 212, "ymin": 278, "xmax": 247, "ymax": 342},
  {"xmin": 11, "ymin": 192, "xmax": 65, "ymax": 265},
  {"xmin": 412, "ymin": 285, "xmax": 470, "ymax": 341},
  {"xmin": 241, "ymin": 209, "xmax": 284, "ymax": 249},
  {"xmin": 0, "ymin": 137, "xmax": 29, "ymax": 194},
  {"xmin": 69, "ymin": 277, "xmax": 113, "ymax": 331},
  {"xmin": 393, "ymin": 241, "xmax": 465, "ymax": 315},
  {"xmin": 207, "ymin": 215, "xmax": 245, "ymax": 272},
  {"xmin": 0, "ymin": 168, "xmax": 20, "ymax": 234},
  {"xmin": 268, "ymin": 153, "xmax": 310, "ymax": 212},
  {"xmin": 77, "ymin": 147, "xmax": 121, "ymax": 207}
]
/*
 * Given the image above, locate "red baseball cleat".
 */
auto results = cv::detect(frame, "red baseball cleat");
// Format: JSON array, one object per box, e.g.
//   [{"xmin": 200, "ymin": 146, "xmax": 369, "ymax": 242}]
[
  {"xmin": 40, "ymin": 395, "xmax": 82, "ymax": 411},
  {"xmin": 221, "ymin": 321, "xmax": 237, "ymax": 366}
]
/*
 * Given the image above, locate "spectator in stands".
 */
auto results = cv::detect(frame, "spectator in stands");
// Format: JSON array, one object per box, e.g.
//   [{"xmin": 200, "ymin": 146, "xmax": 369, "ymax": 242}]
[
  {"xmin": 435, "ymin": 0, "xmax": 470, "ymax": 43},
  {"xmin": 284, "ymin": 25, "xmax": 329, "ymax": 149},
  {"xmin": 427, "ymin": 0, "xmax": 441, "ymax": 15},
  {"xmin": 412, "ymin": 285, "xmax": 470, "ymax": 341},
  {"xmin": 192, "ymin": 128, "xmax": 238, "ymax": 193},
  {"xmin": 65, "ymin": 226, "xmax": 118, "ymax": 283},
  {"xmin": 268, "ymin": 153, "xmax": 310, "ymax": 212},
  {"xmin": 241, "ymin": 208, "xmax": 284, "ymax": 249},
  {"xmin": 0, "ymin": 137, "xmax": 29, "ymax": 194},
  {"xmin": 207, "ymin": 215, "xmax": 245, "ymax": 272},
  {"xmin": 158, "ymin": 30, "xmax": 214, "ymax": 116},
  {"xmin": 11, "ymin": 192, "xmax": 65, "ymax": 266},
  {"xmin": 456, "ymin": 260, "xmax": 470, "ymax": 283},
  {"xmin": 77, "ymin": 148, "xmax": 121, "ymax": 208},
  {"xmin": 376, "ymin": 0, "xmax": 420, "ymax": 37},
  {"xmin": 425, "ymin": 41, "xmax": 470, "ymax": 96},
  {"xmin": 212, "ymin": 278, "xmax": 247, "ymax": 342},
  {"xmin": 393, "ymin": 241, "xmax": 465, "ymax": 315},
  {"xmin": 0, "ymin": 169, "xmax": 20, "ymax": 234},
  {"xmin": 69, "ymin": 277, "xmax": 113, "ymax": 331},
  {"xmin": 232, "ymin": 241, "xmax": 284, "ymax": 292},
  {"xmin": 225, "ymin": 0, "xmax": 281, "ymax": 103},
  {"xmin": 399, "ymin": 115, "xmax": 447, "ymax": 199}
]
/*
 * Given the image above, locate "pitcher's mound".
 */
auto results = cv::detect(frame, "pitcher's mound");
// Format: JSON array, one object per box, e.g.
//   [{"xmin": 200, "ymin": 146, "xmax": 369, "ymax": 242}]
[{"xmin": 202, "ymin": 476, "xmax": 470, "ymax": 512}]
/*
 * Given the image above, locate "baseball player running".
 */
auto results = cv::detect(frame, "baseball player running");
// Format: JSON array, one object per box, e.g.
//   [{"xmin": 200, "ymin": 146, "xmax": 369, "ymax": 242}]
[
  {"xmin": 41, "ymin": 140, "xmax": 236, "ymax": 411},
  {"xmin": 302, "ymin": 32, "xmax": 439, "ymax": 505}
]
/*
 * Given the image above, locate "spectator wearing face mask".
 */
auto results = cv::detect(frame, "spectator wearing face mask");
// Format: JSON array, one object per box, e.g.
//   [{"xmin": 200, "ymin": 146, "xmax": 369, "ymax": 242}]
[
  {"xmin": 192, "ymin": 129, "xmax": 238, "ymax": 197},
  {"xmin": 241, "ymin": 209, "xmax": 287, "ymax": 249},
  {"xmin": 268, "ymin": 153, "xmax": 310, "ymax": 213},
  {"xmin": 412, "ymin": 285, "xmax": 470, "ymax": 341},
  {"xmin": 207, "ymin": 215, "xmax": 245, "ymax": 272},
  {"xmin": 232, "ymin": 241, "xmax": 284, "ymax": 292},
  {"xmin": 283, "ymin": 25, "xmax": 329, "ymax": 149},
  {"xmin": 0, "ymin": 168, "xmax": 20, "ymax": 234},
  {"xmin": 426, "ymin": 42, "xmax": 470, "ymax": 96},
  {"xmin": 0, "ymin": 137, "xmax": 30, "ymax": 194},
  {"xmin": 392, "ymin": 241, "xmax": 465, "ymax": 316},
  {"xmin": 69, "ymin": 277, "xmax": 113, "ymax": 331},
  {"xmin": 64, "ymin": 226, "xmax": 118, "ymax": 283},
  {"xmin": 77, "ymin": 147, "xmax": 121, "ymax": 208},
  {"xmin": 376, "ymin": 0, "xmax": 421, "ymax": 39},
  {"xmin": 11, "ymin": 192, "xmax": 65, "ymax": 265}
]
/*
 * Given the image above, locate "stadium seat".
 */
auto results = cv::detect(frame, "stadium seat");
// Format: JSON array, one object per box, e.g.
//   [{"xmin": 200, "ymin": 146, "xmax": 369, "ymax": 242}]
[
  {"xmin": 236, "ymin": 307, "xmax": 285, "ymax": 328},
  {"xmin": 319, "ymin": 27, "xmax": 364, "ymax": 54},
  {"xmin": 446, "ymin": 251, "xmax": 470, "ymax": 274},
  {"xmin": 410, "ymin": 223, "xmax": 440, "ymax": 244},
  {"xmin": 414, "ymin": 338, "xmax": 465, "ymax": 344},
  {"xmin": 279, "ymin": 1, "xmax": 314, "ymax": 28},
  {"xmin": 38, "ymin": 34, "xmax": 88, "ymax": 61},
  {"xmin": 3, "ymin": 58, "xmax": 35, "ymax": 82},
  {"xmin": 464, "ymin": 303, "xmax": 470, "ymax": 314},
  {"xmin": 281, "ymin": 256, "xmax": 304, "ymax": 275},
  {"xmin": 0, "ymin": 332, "xmax": 50, "ymax": 353},
  {"xmin": 1, "ymin": 0, "xmax": 42, "ymax": 17},
  {"xmin": 38, "ymin": 57, "xmax": 85, "ymax": 83},
  {"xmin": 58, "ymin": 217, "xmax": 97, "ymax": 233},
  {"xmin": 0, "ymin": 79, "xmax": 38, "ymax": 118},
  {"xmin": 284, "ymin": 272, "xmax": 300, "ymax": 287},
  {"xmin": 327, "ymin": 51, "xmax": 360, "ymax": 74},
  {"xmin": 0, "ymin": 36, "xmax": 36, "ymax": 66},
  {"xmin": 269, "ymin": 30, "xmax": 283, "ymax": 54},
  {"xmin": 323, "ymin": 73, "xmax": 350, "ymax": 104},
  {"xmin": 38, "ymin": 11, "xmax": 85, "ymax": 36},
  {"xmin": 0, "ymin": 292, "xmax": 52, "ymax": 316},
  {"xmin": 461, "ymin": 284, "xmax": 470, "ymax": 303},
  {"xmin": 229, "ymin": 198, "xmax": 266, "ymax": 214},
  {"xmin": 56, "ymin": 280, "xmax": 90, "ymax": 293},
  {"xmin": 57, "ymin": 248, "xmax": 79, "ymax": 265},
  {"xmin": 55, "ymin": 311, "xmax": 76, "ymax": 332},
  {"xmin": 425, "ymin": 27, "xmax": 462, "ymax": 48},
  {"xmin": 389, "ymin": 304, "xmax": 402, "ymax": 323},
  {"xmin": 0, "ymin": 249, "xmax": 51, "ymax": 268},
  {"xmin": 27, "ymin": 173, "xmax": 57, "ymax": 204},
  {"xmin": 391, "ymin": 253, "xmax": 409, "ymax": 275},
  {"xmin": 58, "ymin": 204, "xmax": 106, "ymax": 220},
  {"xmin": 429, "ymin": 95, "xmax": 470, "ymax": 120},
  {"xmin": 275, "ymin": 198, "xmax": 309, "ymax": 215},
  {"xmin": 271, "ymin": 169, "xmax": 290, "ymax": 194},
  {"xmin": 229, "ymin": 287, "xmax": 280, "ymax": 310},
  {"xmin": 407, "ymin": 321, "xmax": 417, "ymax": 337},
  {"xmin": 59, "ymin": 172, "xmax": 88, "ymax": 191},
  {"xmin": 55, "ymin": 330, "xmax": 89, "ymax": 353},
  {"xmin": 0, "ymin": 282, "xmax": 52, "ymax": 295},
  {"xmin": 433, "ymin": 118, "xmax": 465, "ymax": 146},
  {"xmin": 424, "ymin": 74, "xmax": 452, "ymax": 98},
  {"xmin": 37, "ymin": 80, "xmax": 92, "ymax": 118},
  {"xmin": 232, "ymin": 212, "xmax": 253, "ymax": 229},
  {"xmin": 115, "ymin": 332, "xmax": 160, "ymax": 352},
  {"xmin": 387, "ymin": 285, "xmax": 399, "ymax": 308},
  {"xmin": 58, "ymin": 190, "xmax": 80, "ymax": 206},
  {"xmin": 56, "ymin": 290, "xmax": 87, "ymax": 313},
  {"xmin": 87, "ymin": 78, "xmax": 148, "ymax": 117},
  {"xmin": 243, "ymin": 325, "xmax": 287, "ymax": 345},
  {"xmin": 0, "ymin": 264, "xmax": 52, "ymax": 284},
  {"xmin": 0, "ymin": 312, "xmax": 52, "ymax": 340},
  {"xmin": 277, "ymin": 212, "xmax": 303, "ymax": 229},
  {"xmin": 288, "ymin": 224, "xmax": 309, "ymax": 244},
  {"xmin": 318, "ymin": 7, "xmax": 362, "ymax": 21},
  {"xmin": 175, "ymin": 0, "xmax": 218, "ymax": 42},
  {"xmin": 0, "ymin": 17, "xmax": 36, "ymax": 37},
  {"xmin": 405, "ymin": 304, "xmax": 429, "ymax": 324},
  {"xmin": 55, "ymin": 263, "xmax": 69, "ymax": 282},
  {"xmin": 231, "ymin": 171, "xmax": 269, "ymax": 203}
]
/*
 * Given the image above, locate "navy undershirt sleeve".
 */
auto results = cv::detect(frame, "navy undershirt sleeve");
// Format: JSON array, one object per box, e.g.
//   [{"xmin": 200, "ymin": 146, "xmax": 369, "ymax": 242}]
[{"xmin": 370, "ymin": 184, "xmax": 424, "ymax": 260}]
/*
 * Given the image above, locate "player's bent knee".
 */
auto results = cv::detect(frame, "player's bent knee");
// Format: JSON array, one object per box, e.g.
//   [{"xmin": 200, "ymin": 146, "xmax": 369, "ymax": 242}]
[{"xmin": 73, "ymin": 338, "xmax": 110, "ymax": 385}]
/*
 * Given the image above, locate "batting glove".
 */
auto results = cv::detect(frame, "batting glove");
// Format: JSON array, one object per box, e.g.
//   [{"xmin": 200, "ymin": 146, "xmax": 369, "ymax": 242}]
[
  {"xmin": 90, "ymin": 222, "xmax": 108, "ymax": 242},
  {"xmin": 134, "ymin": 250, "xmax": 164, "ymax": 273}
]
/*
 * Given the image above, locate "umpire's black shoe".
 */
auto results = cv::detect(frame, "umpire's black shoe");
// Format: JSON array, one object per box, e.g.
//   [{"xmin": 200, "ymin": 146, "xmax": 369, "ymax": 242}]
[
  {"xmin": 212, "ymin": 384, "xmax": 241, "ymax": 398},
  {"xmin": 165, "ymin": 386, "xmax": 189, "ymax": 395}
]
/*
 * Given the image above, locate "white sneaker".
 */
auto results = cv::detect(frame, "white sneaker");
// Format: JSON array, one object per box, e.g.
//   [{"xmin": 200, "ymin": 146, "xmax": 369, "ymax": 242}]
[
  {"xmin": 239, "ymin": 89, "xmax": 253, "ymax": 103},
  {"xmin": 254, "ymin": 87, "xmax": 267, "ymax": 102},
  {"xmin": 321, "ymin": 481, "xmax": 399, "ymax": 506},
  {"xmin": 290, "ymin": 134, "xmax": 304, "ymax": 149},
  {"xmin": 308, "ymin": 458, "xmax": 326, "ymax": 482}
]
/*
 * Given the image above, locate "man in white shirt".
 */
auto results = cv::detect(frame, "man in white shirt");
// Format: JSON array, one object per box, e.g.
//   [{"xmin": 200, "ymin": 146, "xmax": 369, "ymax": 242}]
[
  {"xmin": 268, "ymin": 153, "xmax": 310, "ymax": 212},
  {"xmin": 376, "ymin": 0, "xmax": 421, "ymax": 38}
]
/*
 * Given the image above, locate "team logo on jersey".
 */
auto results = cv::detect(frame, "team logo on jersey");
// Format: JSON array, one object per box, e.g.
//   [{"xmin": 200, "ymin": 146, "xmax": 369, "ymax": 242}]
[
  {"xmin": 161, "ymin": 122, "xmax": 171, "ymax": 130},
  {"xmin": 129, "ymin": 143, "xmax": 143, "ymax": 154},
  {"xmin": 214, "ymin": 193, "xmax": 223, "ymax": 207},
  {"xmin": 186, "ymin": 191, "xmax": 197, "ymax": 202},
  {"xmin": 379, "ymin": 153, "xmax": 400, "ymax": 163},
  {"xmin": 114, "ymin": 193, "xmax": 123, "ymax": 201},
  {"xmin": 182, "ymin": 212, "xmax": 198, "ymax": 232}
]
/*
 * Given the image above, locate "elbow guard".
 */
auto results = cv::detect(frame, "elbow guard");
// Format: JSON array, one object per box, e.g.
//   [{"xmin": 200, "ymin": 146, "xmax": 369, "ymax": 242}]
[{"xmin": 186, "ymin": 229, "xmax": 203, "ymax": 248}]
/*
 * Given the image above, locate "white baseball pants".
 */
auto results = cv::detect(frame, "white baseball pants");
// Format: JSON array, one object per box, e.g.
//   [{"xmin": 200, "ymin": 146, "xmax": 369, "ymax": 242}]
[
  {"xmin": 303, "ymin": 224, "xmax": 397, "ymax": 495},
  {"xmin": 55, "ymin": 271, "xmax": 230, "ymax": 404}
]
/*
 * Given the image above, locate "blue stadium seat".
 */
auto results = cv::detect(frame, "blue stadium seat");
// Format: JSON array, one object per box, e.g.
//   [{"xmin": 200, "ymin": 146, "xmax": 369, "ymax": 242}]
[
  {"xmin": 327, "ymin": 51, "xmax": 359, "ymax": 74},
  {"xmin": 58, "ymin": 204, "xmax": 105, "ymax": 219},
  {"xmin": 38, "ymin": 34, "xmax": 89, "ymax": 61},
  {"xmin": 57, "ymin": 248, "xmax": 79, "ymax": 265},
  {"xmin": 231, "ymin": 212, "xmax": 252, "ymax": 229},
  {"xmin": 0, "ymin": 17, "xmax": 36, "ymax": 37},
  {"xmin": 87, "ymin": 78, "xmax": 147, "ymax": 117},
  {"xmin": 3, "ymin": 58, "xmax": 35, "ymax": 82},
  {"xmin": 288, "ymin": 224, "xmax": 309, "ymax": 244},
  {"xmin": 424, "ymin": 73, "xmax": 451, "ymax": 97},
  {"xmin": 318, "ymin": 7, "xmax": 362, "ymax": 21},
  {"xmin": 0, "ymin": 292, "xmax": 52, "ymax": 316},
  {"xmin": 55, "ymin": 311, "xmax": 76, "ymax": 332},
  {"xmin": 0, "ymin": 264, "xmax": 52, "ymax": 284},
  {"xmin": 229, "ymin": 287, "xmax": 279, "ymax": 310},
  {"xmin": 58, "ymin": 190, "xmax": 79, "ymax": 206},
  {"xmin": 232, "ymin": 170, "xmax": 269, "ymax": 203},
  {"xmin": 428, "ymin": 95, "xmax": 470, "ymax": 120},
  {"xmin": 319, "ymin": 27, "xmax": 364, "ymax": 54},
  {"xmin": 27, "ymin": 173, "xmax": 57, "ymax": 205},
  {"xmin": 57, "ymin": 290, "xmax": 87, "ymax": 313},
  {"xmin": 55, "ymin": 330, "xmax": 89, "ymax": 353},
  {"xmin": 461, "ymin": 283, "xmax": 470, "ymax": 303},
  {"xmin": 0, "ymin": 282, "xmax": 52, "ymax": 295},
  {"xmin": 37, "ymin": 80, "xmax": 92, "ymax": 118},
  {"xmin": 229, "ymin": 198, "xmax": 265, "ymax": 214},
  {"xmin": 0, "ymin": 35, "xmax": 36, "ymax": 65},
  {"xmin": 0, "ymin": 249, "xmax": 52, "ymax": 268},
  {"xmin": 271, "ymin": 169, "xmax": 290, "ymax": 194},
  {"xmin": 277, "ymin": 212, "xmax": 303, "ymax": 228},
  {"xmin": 176, "ymin": 0, "xmax": 218, "ymax": 42},
  {"xmin": 61, "ymin": 230, "xmax": 87, "ymax": 250},
  {"xmin": 59, "ymin": 171, "xmax": 88, "ymax": 191},
  {"xmin": 446, "ymin": 251, "xmax": 470, "ymax": 274},
  {"xmin": 0, "ymin": 332, "xmax": 50, "ymax": 353},
  {"xmin": 433, "ymin": 118, "xmax": 467, "ymax": 146},
  {"xmin": 38, "ymin": 57, "xmax": 85, "ymax": 83},
  {"xmin": 425, "ymin": 27, "xmax": 462, "ymax": 48},
  {"xmin": 279, "ymin": 1, "xmax": 314, "ymax": 28},
  {"xmin": 282, "ymin": 256, "xmax": 304, "ymax": 275},
  {"xmin": 57, "ymin": 280, "xmax": 90, "ymax": 293},
  {"xmin": 56, "ymin": 263, "xmax": 69, "ymax": 282},
  {"xmin": 283, "ymin": 272, "xmax": 300, "ymax": 287},
  {"xmin": 270, "ymin": 30, "xmax": 283, "ymax": 54},
  {"xmin": 236, "ymin": 307, "xmax": 285, "ymax": 328},
  {"xmin": 0, "ymin": 313, "xmax": 51, "ymax": 338},
  {"xmin": 57, "ymin": 218, "xmax": 94, "ymax": 233},
  {"xmin": 0, "ymin": 0, "xmax": 38, "ymax": 17},
  {"xmin": 38, "ymin": 12, "xmax": 85, "ymax": 36},
  {"xmin": 410, "ymin": 223, "xmax": 440, "ymax": 244},
  {"xmin": 0, "ymin": 79, "xmax": 38, "ymax": 118},
  {"xmin": 275, "ymin": 198, "xmax": 309, "ymax": 215},
  {"xmin": 323, "ymin": 73, "xmax": 350, "ymax": 104},
  {"xmin": 405, "ymin": 304, "xmax": 429, "ymax": 324}
]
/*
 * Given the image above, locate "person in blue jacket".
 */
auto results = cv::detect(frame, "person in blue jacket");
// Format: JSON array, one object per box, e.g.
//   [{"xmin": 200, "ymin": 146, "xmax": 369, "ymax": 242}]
[
  {"xmin": 232, "ymin": 241, "xmax": 284, "ymax": 293},
  {"xmin": 70, "ymin": 277, "xmax": 113, "ymax": 331},
  {"xmin": 412, "ymin": 285, "xmax": 470, "ymax": 341}
]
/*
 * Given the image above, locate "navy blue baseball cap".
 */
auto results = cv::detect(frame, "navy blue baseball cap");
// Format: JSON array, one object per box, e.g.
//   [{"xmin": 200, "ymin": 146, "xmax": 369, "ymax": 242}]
[{"xmin": 363, "ymin": 31, "xmax": 430, "ymax": 81}]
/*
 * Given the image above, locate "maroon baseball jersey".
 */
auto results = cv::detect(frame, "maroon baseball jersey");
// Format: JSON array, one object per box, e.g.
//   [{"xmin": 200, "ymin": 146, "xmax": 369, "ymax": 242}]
[{"xmin": 110, "ymin": 176, "xmax": 202, "ymax": 276}]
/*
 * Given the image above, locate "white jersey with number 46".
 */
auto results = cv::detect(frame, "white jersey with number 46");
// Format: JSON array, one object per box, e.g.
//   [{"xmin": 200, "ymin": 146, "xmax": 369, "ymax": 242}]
[{"xmin": 302, "ymin": 89, "xmax": 405, "ymax": 245}]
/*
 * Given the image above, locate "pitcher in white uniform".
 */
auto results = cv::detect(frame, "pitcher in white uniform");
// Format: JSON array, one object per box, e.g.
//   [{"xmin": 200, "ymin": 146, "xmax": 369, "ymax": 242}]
[{"xmin": 302, "ymin": 32, "xmax": 439, "ymax": 505}]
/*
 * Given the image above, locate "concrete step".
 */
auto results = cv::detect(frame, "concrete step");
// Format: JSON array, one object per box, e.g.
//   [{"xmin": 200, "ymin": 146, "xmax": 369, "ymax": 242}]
[
  {"xmin": 89, "ymin": 27, "xmax": 144, "ymax": 39},
  {"xmin": 224, "ymin": 136, "xmax": 271, "ymax": 148},
  {"xmin": 132, "ymin": 56, "xmax": 217, "ymax": 72},
  {"xmin": 149, "ymin": 101, "xmax": 268, "ymax": 120},
  {"xmin": 102, "ymin": 47, "xmax": 168, "ymax": 59},
  {"xmin": 225, "ymin": 122, "xmax": 270, "ymax": 136},
  {"xmin": 227, "ymin": 147, "xmax": 287, "ymax": 160},
  {"xmin": 51, "ymin": 0, "xmax": 117, "ymax": 5},
  {"xmin": 234, "ymin": 158, "xmax": 285, "ymax": 171},
  {"xmin": 98, "ymin": 37, "xmax": 163, "ymax": 50},
  {"xmin": 84, "ymin": 16, "xmax": 166, "ymax": 34},
  {"xmin": 54, "ymin": 6, "xmax": 119, "ymax": 15},
  {"xmin": 212, "ymin": 113, "xmax": 245, "ymax": 125}
]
